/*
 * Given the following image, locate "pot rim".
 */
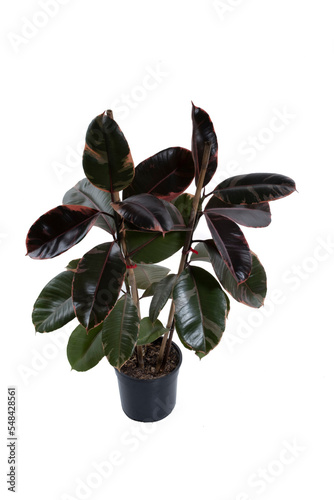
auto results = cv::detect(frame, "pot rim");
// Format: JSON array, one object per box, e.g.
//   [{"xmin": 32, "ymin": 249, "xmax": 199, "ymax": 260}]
[{"xmin": 115, "ymin": 340, "xmax": 182, "ymax": 383}]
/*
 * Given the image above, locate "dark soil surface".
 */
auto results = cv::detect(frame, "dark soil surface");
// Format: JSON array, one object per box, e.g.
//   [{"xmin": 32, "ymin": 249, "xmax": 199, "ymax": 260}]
[{"xmin": 120, "ymin": 342, "xmax": 179, "ymax": 380}]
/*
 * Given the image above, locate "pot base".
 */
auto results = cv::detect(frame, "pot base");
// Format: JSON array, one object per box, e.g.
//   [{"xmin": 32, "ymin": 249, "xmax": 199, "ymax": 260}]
[{"xmin": 115, "ymin": 341, "xmax": 182, "ymax": 422}]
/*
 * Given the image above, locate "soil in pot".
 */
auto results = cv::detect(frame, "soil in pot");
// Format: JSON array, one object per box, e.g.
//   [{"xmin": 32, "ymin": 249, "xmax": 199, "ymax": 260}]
[{"xmin": 120, "ymin": 341, "xmax": 179, "ymax": 379}]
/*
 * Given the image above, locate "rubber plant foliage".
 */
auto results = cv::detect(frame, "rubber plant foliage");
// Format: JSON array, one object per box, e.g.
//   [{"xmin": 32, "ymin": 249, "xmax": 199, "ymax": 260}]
[{"xmin": 26, "ymin": 104, "xmax": 296, "ymax": 373}]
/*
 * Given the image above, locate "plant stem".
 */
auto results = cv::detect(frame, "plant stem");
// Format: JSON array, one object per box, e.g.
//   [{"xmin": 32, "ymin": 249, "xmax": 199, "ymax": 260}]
[
  {"xmin": 113, "ymin": 191, "xmax": 144, "ymax": 369},
  {"xmin": 126, "ymin": 260, "xmax": 144, "ymax": 369},
  {"xmin": 155, "ymin": 141, "xmax": 212, "ymax": 372}
]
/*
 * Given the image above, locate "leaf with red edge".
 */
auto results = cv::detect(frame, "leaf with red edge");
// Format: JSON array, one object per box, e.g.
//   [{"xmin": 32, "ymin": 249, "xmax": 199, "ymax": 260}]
[
  {"xmin": 191, "ymin": 102, "xmax": 218, "ymax": 187},
  {"xmin": 26, "ymin": 205, "xmax": 100, "ymax": 259},
  {"xmin": 72, "ymin": 242, "xmax": 126, "ymax": 331},
  {"xmin": 191, "ymin": 240, "xmax": 267, "ymax": 308},
  {"xmin": 123, "ymin": 147, "xmax": 195, "ymax": 201},
  {"xmin": 205, "ymin": 196, "xmax": 271, "ymax": 227},
  {"xmin": 212, "ymin": 173, "xmax": 296, "ymax": 205},
  {"xmin": 204, "ymin": 212, "xmax": 252, "ymax": 283},
  {"xmin": 83, "ymin": 110, "xmax": 134, "ymax": 193},
  {"xmin": 111, "ymin": 194, "xmax": 176, "ymax": 234}
]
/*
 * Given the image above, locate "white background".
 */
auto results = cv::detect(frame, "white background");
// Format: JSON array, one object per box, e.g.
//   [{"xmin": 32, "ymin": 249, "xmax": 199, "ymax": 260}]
[{"xmin": 1, "ymin": 1, "xmax": 334, "ymax": 499}]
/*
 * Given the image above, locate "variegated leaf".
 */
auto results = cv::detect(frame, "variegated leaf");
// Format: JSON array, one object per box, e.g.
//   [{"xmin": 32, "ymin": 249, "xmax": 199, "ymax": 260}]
[
  {"xmin": 83, "ymin": 110, "xmax": 134, "ymax": 193},
  {"xmin": 212, "ymin": 173, "xmax": 296, "ymax": 205}
]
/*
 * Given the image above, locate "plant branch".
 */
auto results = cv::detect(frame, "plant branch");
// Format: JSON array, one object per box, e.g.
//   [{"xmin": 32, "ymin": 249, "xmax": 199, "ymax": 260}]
[
  {"xmin": 112, "ymin": 191, "xmax": 144, "ymax": 369},
  {"xmin": 155, "ymin": 142, "xmax": 212, "ymax": 372}
]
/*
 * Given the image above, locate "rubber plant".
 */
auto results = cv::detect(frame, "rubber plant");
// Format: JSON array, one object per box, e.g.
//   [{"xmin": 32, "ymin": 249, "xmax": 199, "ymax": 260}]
[{"xmin": 26, "ymin": 104, "xmax": 296, "ymax": 377}]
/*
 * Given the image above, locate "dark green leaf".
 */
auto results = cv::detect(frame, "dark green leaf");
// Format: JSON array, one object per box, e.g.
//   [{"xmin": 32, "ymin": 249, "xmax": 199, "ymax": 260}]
[
  {"xmin": 83, "ymin": 110, "xmax": 134, "ymax": 193},
  {"xmin": 67, "ymin": 323, "xmax": 104, "ymax": 372},
  {"xmin": 191, "ymin": 103, "xmax": 218, "ymax": 187},
  {"xmin": 32, "ymin": 270, "xmax": 75, "ymax": 333},
  {"xmin": 102, "ymin": 294, "xmax": 140, "ymax": 369},
  {"xmin": 63, "ymin": 178, "xmax": 115, "ymax": 234},
  {"xmin": 212, "ymin": 173, "xmax": 296, "ymax": 205},
  {"xmin": 205, "ymin": 212, "xmax": 252, "ymax": 283},
  {"xmin": 123, "ymin": 147, "xmax": 194, "ymax": 201},
  {"xmin": 72, "ymin": 242, "xmax": 126, "ymax": 330},
  {"xmin": 172, "ymin": 193, "xmax": 195, "ymax": 226},
  {"xmin": 149, "ymin": 274, "xmax": 178, "ymax": 323},
  {"xmin": 137, "ymin": 317, "xmax": 168, "ymax": 346},
  {"xmin": 112, "ymin": 194, "xmax": 176, "ymax": 233},
  {"xmin": 173, "ymin": 266, "xmax": 228, "ymax": 355},
  {"xmin": 205, "ymin": 196, "xmax": 271, "ymax": 228},
  {"xmin": 125, "ymin": 229, "xmax": 186, "ymax": 264},
  {"xmin": 192, "ymin": 241, "xmax": 267, "ymax": 308},
  {"xmin": 133, "ymin": 264, "xmax": 170, "ymax": 289},
  {"xmin": 26, "ymin": 205, "xmax": 100, "ymax": 259}
]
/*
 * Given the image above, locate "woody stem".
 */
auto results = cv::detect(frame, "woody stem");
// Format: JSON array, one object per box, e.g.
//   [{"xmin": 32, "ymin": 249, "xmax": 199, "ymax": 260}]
[{"xmin": 155, "ymin": 142, "xmax": 212, "ymax": 372}]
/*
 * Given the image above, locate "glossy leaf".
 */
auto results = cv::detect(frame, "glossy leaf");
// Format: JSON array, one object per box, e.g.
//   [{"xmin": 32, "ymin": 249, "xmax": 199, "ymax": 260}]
[
  {"xmin": 149, "ymin": 274, "xmax": 178, "ymax": 323},
  {"xmin": 162, "ymin": 199, "xmax": 187, "ymax": 229},
  {"xmin": 205, "ymin": 196, "xmax": 271, "ymax": 228},
  {"xmin": 172, "ymin": 193, "xmax": 195, "ymax": 226},
  {"xmin": 123, "ymin": 147, "xmax": 195, "ymax": 201},
  {"xmin": 212, "ymin": 173, "xmax": 296, "ymax": 205},
  {"xmin": 191, "ymin": 102, "xmax": 218, "ymax": 187},
  {"xmin": 205, "ymin": 212, "xmax": 252, "ymax": 283},
  {"xmin": 132, "ymin": 264, "xmax": 170, "ymax": 289},
  {"xmin": 26, "ymin": 205, "xmax": 100, "ymax": 259},
  {"xmin": 137, "ymin": 317, "xmax": 169, "ymax": 346},
  {"xmin": 125, "ymin": 230, "xmax": 186, "ymax": 264},
  {"xmin": 102, "ymin": 294, "xmax": 140, "ymax": 369},
  {"xmin": 112, "ymin": 194, "xmax": 176, "ymax": 233},
  {"xmin": 63, "ymin": 178, "xmax": 115, "ymax": 234},
  {"xmin": 67, "ymin": 323, "xmax": 104, "ymax": 372},
  {"xmin": 173, "ymin": 266, "xmax": 228, "ymax": 355},
  {"xmin": 72, "ymin": 242, "xmax": 126, "ymax": 330},
  {"xmin": 32, "ymin": 270, "xmax": 75, "ymax": 333},
  {"xmin": 83, "ymin": 110, "xmax": 134, "ymax": 193},
  {"xmin": 191, "ymin": 241, "xmax": 267, "ymax": 308}
]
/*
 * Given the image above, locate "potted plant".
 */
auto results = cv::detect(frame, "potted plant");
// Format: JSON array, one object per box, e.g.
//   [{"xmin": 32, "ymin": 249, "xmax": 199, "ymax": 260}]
[{"xmin": 26, "ymin": 103, "xmax": 296, "ymax": 422}]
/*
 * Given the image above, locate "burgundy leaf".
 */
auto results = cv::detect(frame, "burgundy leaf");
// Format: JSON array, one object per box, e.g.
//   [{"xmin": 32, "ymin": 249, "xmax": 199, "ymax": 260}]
[
  {"xmin": 83, "ymin": 110, "xmax": 134, "ymax": 193},
  {"xmin": 205, "ymin": 212, "xmax": 252, "ymax": 283},
  {"xmin": 26, "ymin": 205, "xmax": 100, "ymax": 259},
  {"xmin": 191, "ymin": 102, "xmax": 218, "ymax": 187},
  {"xmin": 205, "ymin": 196, "xmax": 271, "ymax": 227},
  {"xmin": 212, "ymin": 173, "xmax": 296, "ymax": 205},
  {"xmin": 111, "ymin": 194, "xmax": 176, "ymax": 234},
  {"xmin": 123, "ymin": 147, "xmax": 195, "ymax": 201}
]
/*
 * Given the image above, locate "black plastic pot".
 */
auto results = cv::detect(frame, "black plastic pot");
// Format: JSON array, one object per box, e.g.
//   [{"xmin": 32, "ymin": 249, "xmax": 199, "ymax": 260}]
[{"xmin": 115, "ymin": 342, "xmax": 182, "ymax": 422}]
